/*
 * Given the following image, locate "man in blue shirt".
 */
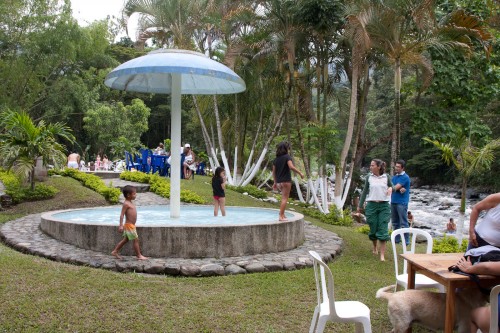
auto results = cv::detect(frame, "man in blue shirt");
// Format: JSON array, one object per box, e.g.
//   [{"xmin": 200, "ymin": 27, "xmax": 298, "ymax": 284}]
[{"xmin": 391, "ymin": 160, "xmax": 411, "ymax": 244}]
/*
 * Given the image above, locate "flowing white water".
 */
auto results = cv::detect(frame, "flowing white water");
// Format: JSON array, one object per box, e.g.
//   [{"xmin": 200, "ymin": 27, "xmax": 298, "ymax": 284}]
[{"xmin": 406, "ymin": 187, "xmax": 484, "ymax": 239}]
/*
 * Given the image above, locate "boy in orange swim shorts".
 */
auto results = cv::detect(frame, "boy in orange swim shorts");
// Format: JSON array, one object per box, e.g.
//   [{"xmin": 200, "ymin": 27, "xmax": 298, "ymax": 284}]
[{"xmin": 111, "ymin": 185, "xmax": 148, "ymax": 260}]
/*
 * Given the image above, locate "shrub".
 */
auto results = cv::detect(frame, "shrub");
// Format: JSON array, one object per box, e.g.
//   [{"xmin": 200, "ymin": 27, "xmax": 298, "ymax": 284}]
[
  {"xmin": 303, "ymin": 206, "xmax": 354, "ymax": 226},
  {"xmin": 356, "ymin": 225, "xmax": 370, "ymax": 234},
  {"xmin": 120, "ymin": 171, "xmax": 205, "ymax": 204},
  {"xmin": 51, "ymin": 168, "xmax": 121, "ymax": 204},
  {"xmin": 433, "ymin": 235, "xmax": 468, "ymax": 253},
  {"xmin": 226, "ymin": 184, "xmax": 267, "ymax": 199},
  {"xmin": 0, "ymin": 169, "xmax": 21, "ymax": 188},
  {"xmin": 0, "ymin": 169, "xmax": 58, "ymax": 203}
]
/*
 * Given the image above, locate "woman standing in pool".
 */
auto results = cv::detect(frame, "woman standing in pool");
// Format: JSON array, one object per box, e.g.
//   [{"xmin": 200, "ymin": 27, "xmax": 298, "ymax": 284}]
[
  {"xmin": 272, "ymin": 141, "xmax": 304, "ymax": 222},
  {"xmin": 212, "ymin": 166, "xmax": 227, "ymax": 216}
]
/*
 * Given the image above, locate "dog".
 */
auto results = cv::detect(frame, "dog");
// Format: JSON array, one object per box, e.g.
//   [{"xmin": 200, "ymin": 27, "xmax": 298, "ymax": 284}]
[{"xmin": 376, "ymin": 285, "xmax": 488, "ymax": 333}]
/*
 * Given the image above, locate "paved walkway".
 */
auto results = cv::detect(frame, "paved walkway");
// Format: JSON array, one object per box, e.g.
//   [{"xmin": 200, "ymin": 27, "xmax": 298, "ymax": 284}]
[{"xmin": 0, "ymin": 179, "xmax": 344, "ymax": 277}]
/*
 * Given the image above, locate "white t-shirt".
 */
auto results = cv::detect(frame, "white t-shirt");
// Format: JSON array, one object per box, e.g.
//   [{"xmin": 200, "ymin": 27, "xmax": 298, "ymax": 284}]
[{"xmin": 476, "ymin": 203, "xmax": 500, "ymax": 247}]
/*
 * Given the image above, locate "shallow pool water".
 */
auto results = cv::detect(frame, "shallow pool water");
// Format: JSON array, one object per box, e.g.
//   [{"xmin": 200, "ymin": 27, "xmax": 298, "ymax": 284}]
[{"xmin": 52, "ymin": 205, "xmax": 292, "ymax": 226}]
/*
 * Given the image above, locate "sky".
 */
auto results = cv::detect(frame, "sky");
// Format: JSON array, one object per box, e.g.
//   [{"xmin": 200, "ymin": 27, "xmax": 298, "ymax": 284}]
[{"xmin": 70, "ymin": 0, "xmax": 138, "ymax": 40}]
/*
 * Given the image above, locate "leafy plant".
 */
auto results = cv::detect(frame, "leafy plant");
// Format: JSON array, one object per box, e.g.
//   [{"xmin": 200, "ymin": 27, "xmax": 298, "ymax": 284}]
[
  {"xmin": 226, "ymin": 184, "xmax": 267, "ymax": 199},
  {"xmin": 120, "ymin": 171, "xmax": 205, "ymax": 204},
  {"xmin": 0, "ymin": 169, "xmax": 58, "ymax": 203},
  {"xmin": 50, "ymin": 169, "xmax": 121, "ymax": 203},
  {"xmin": 433, "ymin": 235, "xmax": 468, "ymax": 253},
  {"xmin": 0, "ymin": 109, "xmax": 75, "ymax": 189},
  {"xmin": 303, "ymin": 206, "xmax": 354, "ymax": 226},
  {"xmin": 356, "ymin": 225, "xmax": 370, "ymax": 234}
]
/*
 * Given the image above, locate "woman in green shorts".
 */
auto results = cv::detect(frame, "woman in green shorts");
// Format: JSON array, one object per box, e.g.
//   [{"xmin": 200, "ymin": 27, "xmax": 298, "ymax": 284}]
[{"xmin": 357, "ymin": 159, "xmax": 393, "ymax": 261}]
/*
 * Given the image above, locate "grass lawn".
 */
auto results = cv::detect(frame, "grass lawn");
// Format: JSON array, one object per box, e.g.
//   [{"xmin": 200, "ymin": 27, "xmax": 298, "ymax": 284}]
[{"xmin": 0, "ymin": 175, "xmax": 435, "ymax": 332}]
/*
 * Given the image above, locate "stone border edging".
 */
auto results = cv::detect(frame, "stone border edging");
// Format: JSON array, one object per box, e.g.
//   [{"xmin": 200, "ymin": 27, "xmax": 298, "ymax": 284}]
[{"xmin": 1, "ymin": 214, "xmax": 343, "ymax": 277}]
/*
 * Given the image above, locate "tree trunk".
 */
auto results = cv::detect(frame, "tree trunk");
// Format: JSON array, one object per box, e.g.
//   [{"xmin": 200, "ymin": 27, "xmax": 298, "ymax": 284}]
[
  {"xmin": 213, "ymin": 95, "xmax": 233, "ymax": 184},
  {"xmin": 334, "ymin": 49, "xmax": 359, "ymax": 209},
  {"xmin": 192, "ymin": 96, "xmax": 217, "ymax": 170},
  {"xmin": 391, "ymin": 58, "xmax": 402, "ymax": 174}
]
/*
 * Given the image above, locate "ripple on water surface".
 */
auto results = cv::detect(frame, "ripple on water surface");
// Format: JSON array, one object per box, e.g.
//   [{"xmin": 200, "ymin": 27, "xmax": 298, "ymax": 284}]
[{"xmin": 51, "ymin": 205, "xmax": 295, "ymax": 226}]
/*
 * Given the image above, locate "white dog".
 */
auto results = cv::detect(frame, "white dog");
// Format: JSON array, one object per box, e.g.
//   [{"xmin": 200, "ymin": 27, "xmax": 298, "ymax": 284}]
[{"xmin": 376, "ymin": 285, "xmax": 487, "ymax": 333}]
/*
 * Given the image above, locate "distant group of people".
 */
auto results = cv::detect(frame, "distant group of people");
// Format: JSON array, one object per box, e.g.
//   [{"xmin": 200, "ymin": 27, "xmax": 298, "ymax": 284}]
[{"xmin": 67, "ymin": 151, "xmax": 110, "ymax": 171}]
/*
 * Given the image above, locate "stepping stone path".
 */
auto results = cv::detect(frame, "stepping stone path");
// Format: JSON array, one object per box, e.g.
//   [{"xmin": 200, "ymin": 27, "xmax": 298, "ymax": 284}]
[{"xmin": 0, "ymin": 178, "xmax": 344, "ymax": 277}]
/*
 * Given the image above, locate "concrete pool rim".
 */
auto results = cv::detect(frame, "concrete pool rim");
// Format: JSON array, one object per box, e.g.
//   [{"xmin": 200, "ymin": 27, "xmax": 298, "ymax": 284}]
[{"xmin": 40, "ymin": 205, "xmax": 305, "ymax": 258}]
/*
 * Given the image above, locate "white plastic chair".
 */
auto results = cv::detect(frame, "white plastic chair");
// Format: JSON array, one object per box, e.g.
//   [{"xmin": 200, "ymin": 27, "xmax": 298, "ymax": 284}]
[
  {"xmin": 391, "ymin": 228, "xmax": 445, "ymax": 292},
  {"xmin": 308, "ymin": 250, "xmax": 372, "ymax": 333},
  {"xmin": 489, "ymin": 285, "xmax": 500, "ymax": 333}
]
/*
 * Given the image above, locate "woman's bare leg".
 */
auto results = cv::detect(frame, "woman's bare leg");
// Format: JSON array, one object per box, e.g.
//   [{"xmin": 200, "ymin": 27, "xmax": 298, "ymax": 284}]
[
  {"xmin": 279, "ymin": 182, "xmax": 291, "ymax": 221},
  {"xmin": 372, "ymin": 240, "xmax": 378, "ymax": 255},
  {"xmin": 379, "ymin": 241, "xmax": 386, "ymax": 261}
]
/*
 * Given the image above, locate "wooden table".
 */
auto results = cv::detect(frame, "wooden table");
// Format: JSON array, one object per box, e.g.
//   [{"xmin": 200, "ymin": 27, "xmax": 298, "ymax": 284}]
[{"xmin": 402, "ymin": 253, "xmax": 500, "ymax": 333}]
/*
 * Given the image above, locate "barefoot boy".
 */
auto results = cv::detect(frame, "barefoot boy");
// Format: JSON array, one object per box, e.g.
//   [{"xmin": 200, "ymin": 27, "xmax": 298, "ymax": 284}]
[{"xmin": 111, "ymin": 185, "xmax": 148, "ymax": 260}]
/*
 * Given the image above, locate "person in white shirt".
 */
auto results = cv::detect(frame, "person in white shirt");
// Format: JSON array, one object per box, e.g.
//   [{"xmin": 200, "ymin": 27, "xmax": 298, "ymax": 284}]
[
  {"xmin": 468, "ymin": 192, "xmax": 500, "ymax": 250},
  {"xmin": 357, "ymin": 159, "xmax": 393, "ymax": 261}
]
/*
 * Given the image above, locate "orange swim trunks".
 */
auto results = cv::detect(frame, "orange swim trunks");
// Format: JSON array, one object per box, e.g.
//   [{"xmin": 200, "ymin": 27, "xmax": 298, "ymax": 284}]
[{"xmin": 123, "ymin": 223, "xmax": 138, "ymax": 240}]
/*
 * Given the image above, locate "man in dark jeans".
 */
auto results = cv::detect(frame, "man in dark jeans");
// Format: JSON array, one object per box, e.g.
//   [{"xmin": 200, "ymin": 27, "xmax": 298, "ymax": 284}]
[{"xmin": 391, "ymin": 160, "xmax": 411, "ymax": 245}]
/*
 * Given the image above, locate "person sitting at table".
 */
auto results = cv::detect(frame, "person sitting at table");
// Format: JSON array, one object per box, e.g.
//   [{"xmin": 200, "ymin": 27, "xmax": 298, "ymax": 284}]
[
  {"xmin": 455, "ymin": 257, "xmax": 500, "ymax": 333},
  {"xmin": 468, "ymin": 192, "xmax": 500, "ymax": 250},
  {"xmin": 155, "ymin": 142, "xmax": 166, "ymax": 155},
  {"xmin": 446, "ymin": 217, "xmax": 456, "ymax": 234},
  {"xmin": 183, "ymin": 143, "xmax": 195, "ymax": 180}
]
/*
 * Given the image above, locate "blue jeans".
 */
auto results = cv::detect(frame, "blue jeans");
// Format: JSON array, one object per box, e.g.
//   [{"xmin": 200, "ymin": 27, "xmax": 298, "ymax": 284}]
[{"xmin": 391, "ymin": 203, "xmax": 409, "ymax": 244}]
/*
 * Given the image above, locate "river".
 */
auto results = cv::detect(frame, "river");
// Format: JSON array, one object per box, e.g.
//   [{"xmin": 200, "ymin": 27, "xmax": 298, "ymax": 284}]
[{"xmin": 408, "ymin": 186, "xmax": 485, "ymax": 240}]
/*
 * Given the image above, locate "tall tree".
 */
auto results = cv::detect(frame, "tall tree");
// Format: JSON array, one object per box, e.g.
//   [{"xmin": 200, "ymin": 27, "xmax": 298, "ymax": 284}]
[
  {"xmin": 424, "ymin": 136, "xmax": 500, "ymax": 240},
  {"xmin": 0, "ymin": 109, "xmax": 75, "ymax": 189}
]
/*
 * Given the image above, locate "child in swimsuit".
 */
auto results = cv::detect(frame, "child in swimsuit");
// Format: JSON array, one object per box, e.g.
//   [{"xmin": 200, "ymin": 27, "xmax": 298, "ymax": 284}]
[
  {"xmin": 212, "ymin": 167, "xmax": 226, "ymax": 216},
  {"xmin": 111, "ymin": 185, "xmax": 148, "ymax": 260}
]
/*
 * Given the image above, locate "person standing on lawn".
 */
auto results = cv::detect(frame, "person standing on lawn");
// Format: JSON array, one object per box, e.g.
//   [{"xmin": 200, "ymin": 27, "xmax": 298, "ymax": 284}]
[{"xmin": 391, "ymin": 159, "xmax": 411, "ymax": 245}]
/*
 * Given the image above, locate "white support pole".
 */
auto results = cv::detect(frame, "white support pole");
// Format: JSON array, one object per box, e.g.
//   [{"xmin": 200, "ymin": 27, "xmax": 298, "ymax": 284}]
[
  {"xmin": 170, "ymin": 73, "xmax": 182, "ymax": 218},
  {"xmin": 233, "ymin": 146, "xmax": 238, "ymax": 184}
]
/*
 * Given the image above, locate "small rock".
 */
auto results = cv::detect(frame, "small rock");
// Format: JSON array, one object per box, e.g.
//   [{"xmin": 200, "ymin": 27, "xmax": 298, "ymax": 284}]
[
  {"xmin": 144, "ymin": 262, "xmax": 166, "ymax": 274},
  {"xmin": 225, "ymin": 264, "xmax": 246, "ymax": 275},
  {"xmin": 200, "ymin": 264, "xmax": 225, "ymax": 277},
  {"xmin": 283, "ymin": 261, "xmax": 296, "ymax": 271},
  {"xmin": 261, "ymin": 261, "xmax": 283, "ymax": 272},
  {"xmin": 245, "ymin": 263, "xmax": 266, "ymax": 273},
  {"xmin": 164, "ymin": 263, "xmax": 181, "ymax": 275},
  {"xmin": 180, "ymin": 264, "xmax": 200, "ymax": 277}
]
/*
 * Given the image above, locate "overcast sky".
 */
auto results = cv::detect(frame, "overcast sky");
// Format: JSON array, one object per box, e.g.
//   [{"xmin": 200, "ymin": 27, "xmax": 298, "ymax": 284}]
[{"xmin": 70, "ymin": 0, "xmax": 138, "ymax": 40}]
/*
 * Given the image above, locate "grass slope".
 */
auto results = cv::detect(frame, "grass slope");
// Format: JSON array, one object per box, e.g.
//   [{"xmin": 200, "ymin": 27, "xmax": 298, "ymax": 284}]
[{"xmin": 0, "ymin": 176, "xmax": 435, "ymax": 332}]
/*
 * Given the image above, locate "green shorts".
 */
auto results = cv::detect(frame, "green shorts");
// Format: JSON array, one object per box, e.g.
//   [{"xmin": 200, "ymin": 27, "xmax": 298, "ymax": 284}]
[{"xmin": 365, "ymin": 201, "xmax": 391, "ymax": 241}]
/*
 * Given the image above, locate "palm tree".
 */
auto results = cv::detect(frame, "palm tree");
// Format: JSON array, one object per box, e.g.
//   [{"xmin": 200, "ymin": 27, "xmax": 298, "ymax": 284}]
[
  {"xmin": 355, "ymin": 0, "xmax": 493, "ymax": 169},
  {"xmin": 424, "ymin": 136, "xmax": 500, "ymax": 241},
  {"xmin": 0, "ymin": 109, "xmax": 75, "ymax": 189},
  {"xmin": 123, "ymin": 0, "xmax": 197, "ymax": 49}
]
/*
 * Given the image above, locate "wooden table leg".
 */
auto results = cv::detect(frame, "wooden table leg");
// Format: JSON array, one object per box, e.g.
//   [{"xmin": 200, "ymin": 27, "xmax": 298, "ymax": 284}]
[
  {"xmin": 444, "ymin": 282, "xmax": 455, "ymax": 333},
  {"xmin": 407, "ymin": 263, "xmax": 416, "ymax": 289}
]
